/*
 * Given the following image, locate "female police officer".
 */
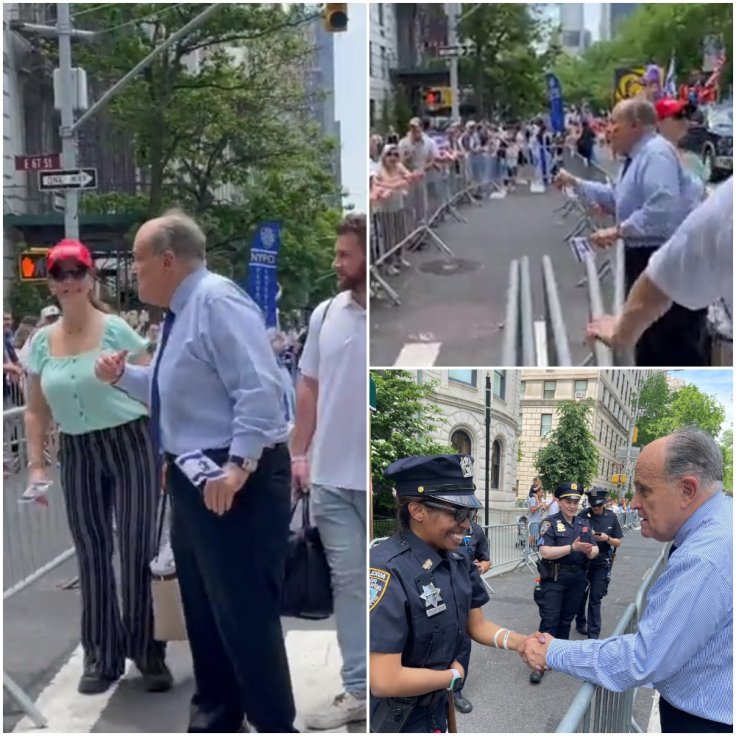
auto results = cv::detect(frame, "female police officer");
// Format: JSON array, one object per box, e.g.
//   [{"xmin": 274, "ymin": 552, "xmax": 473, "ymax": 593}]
[
  {"xmin": 369, "ymin": 454, "xmax": 544, "ymax": 732},
  {"xmin": 530, "ymin": 481, "xmax": 598, "ymax": 684}
]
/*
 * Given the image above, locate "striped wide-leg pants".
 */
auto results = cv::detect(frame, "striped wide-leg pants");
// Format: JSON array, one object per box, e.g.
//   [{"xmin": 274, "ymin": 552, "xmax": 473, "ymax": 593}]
[{"xmin": 59, "ymin": 417, "xmax": 161, "ymax": 678}]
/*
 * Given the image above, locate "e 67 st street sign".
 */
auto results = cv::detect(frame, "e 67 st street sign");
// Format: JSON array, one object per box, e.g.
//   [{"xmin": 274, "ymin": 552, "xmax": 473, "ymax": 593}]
[{"xmin": 38, "ymin": 168, "xmax": 98, "ymax": 191}]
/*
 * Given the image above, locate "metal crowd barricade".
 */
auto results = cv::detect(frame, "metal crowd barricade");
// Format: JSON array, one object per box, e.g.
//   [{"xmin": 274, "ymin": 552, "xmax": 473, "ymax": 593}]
[
  {"xmin": 556, "ymin": 542, "xmax": 669, "ymax": 733},
  {"xmin": 584, "ymin": 251, "xmax": 613, "ymax": 366},
  {"xmin": 480, "ymin": 522, "xmax": 538, "ymax": 576},
  {"xmin": 371, "ymin": 152, "xmax": 505, "ymax": 306},
  {"xmin": 542, "ymin": 255, "xmax": 573, "ymax": 366},
  {"xmin": 4, "ymin": 406, "xmax": 74, "ymax": 728}
]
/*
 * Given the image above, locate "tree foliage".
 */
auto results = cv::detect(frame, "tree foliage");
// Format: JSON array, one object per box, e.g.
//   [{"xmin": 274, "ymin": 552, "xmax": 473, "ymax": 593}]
[
  {"xmin": 65, "ymin": 3, "xmax": 344, "ymax": 313},
  {"xmin": 535, "ymin": 399, "xmax": 599, "ymax": 493},
  {"xmin": 637, "ymin": 375, "xmax": 726, "ymax": 446},
  {"xmin": 553, "ymin": 3, "xmax": 733, "ymax": 111},
  {"xmin": 457, "ymin": 3, "xmax": 551, "ymax": 119},
  {"xmin": 719, "ymin": 427, "xmax": 733, "ymax": 492},
  {"xmin": 371, "ymin": 370, "xmax": 454, "ymax": 517}
]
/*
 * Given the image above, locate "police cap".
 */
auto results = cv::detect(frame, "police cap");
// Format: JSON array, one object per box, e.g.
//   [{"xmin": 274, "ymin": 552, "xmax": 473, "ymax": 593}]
[
  {"xmin": 586, "ymin": 487, "xmax": 608, "ymax": 506},
  {"xmin": 384, "ymin": 454, "xmax": 481, "ymax": 509},
  {"xmin": 555, "ymin": 481, "xmax": 583, "ymax": 500}
]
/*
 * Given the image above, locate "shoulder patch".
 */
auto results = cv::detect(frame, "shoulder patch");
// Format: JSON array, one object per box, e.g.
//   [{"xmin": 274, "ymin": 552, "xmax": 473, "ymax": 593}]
[
  {"xmin": 540, "ymin": 520, "xmax": 551, "ymax": 536},
  {"xmin": 369, "ymin": 568, "xmax": 391, "ymax": 612}
]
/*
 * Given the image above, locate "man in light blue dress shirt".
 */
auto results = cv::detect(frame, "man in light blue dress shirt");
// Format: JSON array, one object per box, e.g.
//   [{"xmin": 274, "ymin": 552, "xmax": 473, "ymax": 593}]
[
  {"xmin": 555, "ymin": 99, "xmax": 708, "ymax": 367},
  {"xmin": 518, "ymin": 428, "xmax": 732, "ymax": 733},
  {"xmin": 95, "ymin": 209, "xmax": 296, "ymax": 733}
]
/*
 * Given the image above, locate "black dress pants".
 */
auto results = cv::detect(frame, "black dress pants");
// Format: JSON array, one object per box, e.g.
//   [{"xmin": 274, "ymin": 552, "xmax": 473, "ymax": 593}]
[
  {"xmin": 575, "ymin": 564, "xmax": 610, "ymax": 639},
  {"xmin": 625, "ymin": 247, "xmax": 707, "ymax": 367},
  {"xmin": 536, "ymin": 569, "xmax": 587, "ymax": 640},
  {"xmin": 659, "ymin": 696, "xmax": 732, "ymax": 733},
  {"xmin": 168, "ymin": 444, "xmax": 296, "ymax": 733}
]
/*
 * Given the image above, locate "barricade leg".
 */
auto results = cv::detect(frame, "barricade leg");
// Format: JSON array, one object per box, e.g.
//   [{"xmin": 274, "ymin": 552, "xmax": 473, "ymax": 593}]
[{"xmin": 4, "ymin": 671, "xmax": 48, "ymax": 728}]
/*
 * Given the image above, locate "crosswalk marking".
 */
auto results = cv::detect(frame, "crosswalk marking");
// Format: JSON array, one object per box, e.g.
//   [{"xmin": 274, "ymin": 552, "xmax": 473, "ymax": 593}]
[
  {"xmin": 13, "ymin": 630, "xmax": 343, "ymax": 733},
  {"xmin": 393, "ymin": 342, "xmax": 441, "ymax": 366}
]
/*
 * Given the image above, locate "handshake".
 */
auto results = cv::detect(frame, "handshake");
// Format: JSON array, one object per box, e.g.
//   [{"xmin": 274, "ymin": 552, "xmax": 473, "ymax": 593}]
[{"xmin": 518, "ymin": 632, "xmax": 555, "ymax": 672}]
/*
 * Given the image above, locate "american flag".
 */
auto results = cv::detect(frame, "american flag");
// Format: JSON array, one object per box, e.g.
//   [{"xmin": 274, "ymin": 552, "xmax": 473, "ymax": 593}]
[{"xmin": 704, "ymin": 52, "xmax": 727, "ymax": 92}]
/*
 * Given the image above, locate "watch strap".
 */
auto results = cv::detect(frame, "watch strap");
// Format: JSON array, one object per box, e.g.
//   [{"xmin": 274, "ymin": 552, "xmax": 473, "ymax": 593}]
[{"xmin": 447, "ymin": 668, "xmax": 462, "ymax": 692}]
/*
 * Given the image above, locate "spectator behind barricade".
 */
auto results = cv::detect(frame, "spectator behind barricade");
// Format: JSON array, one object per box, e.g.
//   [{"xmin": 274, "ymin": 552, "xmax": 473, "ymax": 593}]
[
  {"xmin": 576, "ymin": 120, "xmax": 596, "ymax": 165},
  {"xmin": 3, "ymin": 312, "xmax": 23, "ymax": 407},
  {"xmin": 460, "ymin": 121, "xmax": 486, "ymax": 192},
  {"xmin": 398, "ymin": 117, "xmax": 435, "ymax": 174},
  {"xmin": 655, "ymin": 98, "xmax": 709, "ymax": 190},
  {"xmin": 270, "ymin": 330, "xmax": 296, "ymax": 425},
  {"xmin": 527, "ymin": 478, "xmax": 546, "ymax": 549},
  {"xmin": 23, "ymin": 238, "xmax": 170, "ymax": 696},
  {"xmin": 385, "ymin": 125, "xmax": 399, "ymax": 146}
]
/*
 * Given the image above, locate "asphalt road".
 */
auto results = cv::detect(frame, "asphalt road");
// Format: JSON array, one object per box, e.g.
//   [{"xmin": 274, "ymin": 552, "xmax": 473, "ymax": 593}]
[
  {"xmin": 5, "ymin": 559, "xmax": 365, "ymax": 734},
  {"xmin": 370, "ymin": 151, "xmax": 620, "ymax": 368},
  {"xmin": 455, "ymin": 528, "xmax": 664, "ymax": 733}
]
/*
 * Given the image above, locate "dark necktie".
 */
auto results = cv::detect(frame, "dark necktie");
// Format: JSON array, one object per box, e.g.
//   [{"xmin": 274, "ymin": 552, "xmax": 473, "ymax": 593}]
[
  {"xmin": 149, "ymin": 310, "xmax": 176, "ymax": 458},
  {"xmin": 667, "ymin": 542, "xmax": 678, "ymax": 560},
  {"xmin": 621, "ymin": 155, "xmax": 632, "ymax": 179}
]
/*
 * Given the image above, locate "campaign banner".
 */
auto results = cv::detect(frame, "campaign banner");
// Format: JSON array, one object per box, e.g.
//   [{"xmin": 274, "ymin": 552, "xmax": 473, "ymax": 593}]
[
  {"xmin": 246, "ymin": 221, "xmax": 282, "ymax": 329},
  {"xmin": 613, "ymin": 66, "xmax": 646, "ymax": 103},
  {"xmin": 545, "ymin": 73, "xmax": 565, "ymax": 134}
]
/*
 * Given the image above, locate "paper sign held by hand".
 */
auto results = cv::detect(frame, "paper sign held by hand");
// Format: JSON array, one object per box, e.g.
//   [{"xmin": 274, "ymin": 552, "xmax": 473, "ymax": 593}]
[{"xmin": 174, "ymin": 450, "xmax": 226, "ymax": 488}]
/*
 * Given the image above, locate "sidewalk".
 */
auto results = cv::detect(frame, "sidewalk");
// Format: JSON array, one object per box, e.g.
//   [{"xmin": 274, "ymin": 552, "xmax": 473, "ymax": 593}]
[{"xmin": 456, "ymin": 530, "xmax": 664, "ymax": 733}]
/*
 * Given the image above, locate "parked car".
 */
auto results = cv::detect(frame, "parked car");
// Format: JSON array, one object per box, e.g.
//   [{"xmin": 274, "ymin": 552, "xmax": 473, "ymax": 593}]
[{"xmin": 681, "ymin": 103, "xmax": 733, "ymax": 182}]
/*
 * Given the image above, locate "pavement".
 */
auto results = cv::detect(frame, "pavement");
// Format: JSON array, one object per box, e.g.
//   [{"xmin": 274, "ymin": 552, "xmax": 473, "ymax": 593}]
[
  {"xmin": 5, "ymin": 556, "xmax": 365, "ymax": 734},
  {"xmin": 370, "ymin": 152, "xmax": 620, "ymax": 367},
  {"xmin": 454, "ymin": 528, "xmax": 665, "ymax": 733}
]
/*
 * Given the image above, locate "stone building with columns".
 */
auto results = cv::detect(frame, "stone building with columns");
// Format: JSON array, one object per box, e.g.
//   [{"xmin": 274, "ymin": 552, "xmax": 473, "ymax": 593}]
[{"xmin": 412, "ymin": 369, "xmax": 522, "ymax": 525}]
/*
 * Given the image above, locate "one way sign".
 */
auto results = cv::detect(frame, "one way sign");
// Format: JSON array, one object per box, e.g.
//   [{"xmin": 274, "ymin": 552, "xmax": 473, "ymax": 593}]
[{"xmin": 38, "ymin": 168, "xmax": 98, "ymax": 191}]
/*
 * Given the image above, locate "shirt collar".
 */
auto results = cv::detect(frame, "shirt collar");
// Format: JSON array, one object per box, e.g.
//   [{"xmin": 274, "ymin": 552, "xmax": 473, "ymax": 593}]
[
  {"xmin": 170, "ymin": 265, "xmax": 208, "ymax": 314},
  {"xmin": 400, "ymin": 528, "xmax": 447, "ymax": 572},
  {"xmin": 674, "ymin": 490, "xmax": 726, "ymax": 548},
  {"xmin": 628, "ymin": 129, "xmax": 657, "ymax": 161}
]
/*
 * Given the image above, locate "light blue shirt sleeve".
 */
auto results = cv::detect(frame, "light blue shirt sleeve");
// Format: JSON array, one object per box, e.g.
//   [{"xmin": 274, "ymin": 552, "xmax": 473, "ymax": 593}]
[
  {"xmin": 116, "ymin": 363, "xmax": 152, "ymax": 405},
  {"xmin": 619, "ymin": 150, "xmax": 683, "ymax": 238},
  {"xmin": 200, "ymin": 288, "xmax": 287, "ymax": 460},
  {"xmin": 577, "ymin": 180, "xmax": 616, "ymax": 212},
  {"xmin": 546, "ymin": 554, "xmax": 731, "ymax": 691}
]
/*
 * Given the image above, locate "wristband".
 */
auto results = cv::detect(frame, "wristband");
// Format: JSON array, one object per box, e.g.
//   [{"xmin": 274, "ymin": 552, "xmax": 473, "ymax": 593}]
[
  {"xmin": 493, "ymin": 628, "xmax": 507, "ymax": 648},
  {"xmin": 502, "ymin": 629, "xmax": 512, "ymax": 650},
  {"xmin": 291, "ymin": 455, "xmax": 308, "ymax": 463}
]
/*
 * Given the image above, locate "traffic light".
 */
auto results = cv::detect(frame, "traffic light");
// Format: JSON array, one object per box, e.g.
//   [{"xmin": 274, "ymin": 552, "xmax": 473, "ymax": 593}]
[
  {"xmin": 632, "ymin": 426, "xmax": 638, "ymax": 444},
  {"xmin": 323, "ymin": 3, "xmax": 348, "ymax": 32},
  {"xmin": 425, "ymin": 87, "xmax": 452, "ymax": 111},
  {"xmin": 18, "ymin": 249, "xmax": 50, "ymax": 282}
]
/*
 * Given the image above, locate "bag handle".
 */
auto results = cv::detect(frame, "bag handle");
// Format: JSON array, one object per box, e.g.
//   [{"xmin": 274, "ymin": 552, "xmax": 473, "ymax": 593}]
[
  {"xmin": 155, "ymin": 492, "xmax": 168, "ymax": 549},
  {"xmin": 289, "ymin": 494, "xmax": 311, "ymax": 528}
]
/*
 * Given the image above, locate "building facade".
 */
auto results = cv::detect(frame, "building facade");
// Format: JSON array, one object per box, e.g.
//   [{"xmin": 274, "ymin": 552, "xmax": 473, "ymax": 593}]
[
  {"xmin": 599, "ymin": 3, "xmax": 640, "ymax": 42},
  {"xmin": 369, "ymin": 3, "xmax": 398, "ymax": 129},
  {"xmin": 415, "ymin": 369, "xmax": 522, "ymax": 524},
  {"xmin": 558, "ymin": 3, "xmax": 587, "ymax": 55},
  {"xmin": 517, "ymin": 369, "xmax": 652, "ymax": 498}
]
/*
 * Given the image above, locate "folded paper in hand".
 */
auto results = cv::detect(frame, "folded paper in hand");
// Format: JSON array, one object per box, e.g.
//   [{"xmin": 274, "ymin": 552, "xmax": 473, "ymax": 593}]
[
  {"xmin": 19, "ymin": 481, "xmax": 52, "ymax": 506},
  {"xmin": 174, "ymin": 450, "xmax": 226, "ymax": 487}
]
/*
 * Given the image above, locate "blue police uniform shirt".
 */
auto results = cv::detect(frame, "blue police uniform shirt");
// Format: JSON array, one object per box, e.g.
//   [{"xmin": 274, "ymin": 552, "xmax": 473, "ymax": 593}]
[
  {"xmin": 538, "ymin": 511, "xmax": 596, "ymax": 565},
  {"xmin": 462, "ymin": 521, "xmax": 490, "ymax": 563},
  {"xmin": 547, "ymin": 491, "xmax": 733, "ymax": 725},
  {"xmin": 580, "ymin": 508, "xmax": 623, "ymax": 566}
]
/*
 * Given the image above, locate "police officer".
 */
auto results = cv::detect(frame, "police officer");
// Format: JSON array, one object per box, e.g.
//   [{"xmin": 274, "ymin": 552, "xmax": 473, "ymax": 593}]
[
  {"xmin": 453, "ymin": 520, "xmax": 491, "ymax": 714},
  {"xmin": 370, "ymin": 454, "xmax": 544, "ymax": 732},
  {"xmin": 531, "ymin": 481, "xmax": 598, "ymax": 684},
  {"xmin": 575, "ymin": 487, "xmax": 623, "ymax": 638}
]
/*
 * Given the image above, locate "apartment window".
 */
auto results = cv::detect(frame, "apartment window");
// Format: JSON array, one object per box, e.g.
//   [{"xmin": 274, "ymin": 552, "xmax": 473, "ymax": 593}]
[
  {"xmin": 598, "ymin": 421, "xmax": 603, "ymax": 441},
  {"xmin": 494, "ymin": 370, "xmax": 506, "ymax": 400},
  {"xmin": 574, "ymin": 379, "xmax": 587, "ymax": 398},
  {"xmin": 540, "ymin": 414, "xmax": 553, "ymax": 437},
  {"xmin": 543, "ymin": 380, "xmax": 556, "ymax": 399},
  {"xmin": 520, "ymin": 381, "xmax": 526, "ymax": 398},
  {"xmin": 491, "ymin": 439, "xmax": 502, "ymax": 489},
  {"xmin": 449, "ymin": 370, "xmax": 477, "ymax": 387},
  {"xmin": 451, "ymin": 429, "xmax": 472, "ymax": 456},
  {"xmin": 380, "ymin": 46, "xmax": 388, "ymax": 80}
]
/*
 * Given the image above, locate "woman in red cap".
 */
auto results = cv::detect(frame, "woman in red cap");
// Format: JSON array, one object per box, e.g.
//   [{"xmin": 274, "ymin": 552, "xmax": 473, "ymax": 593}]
[
  {"xmin": 655, "ymin": 98, "xmax": 709, "ymax": 189},
  {"xmin": 23, "ymin": 239, "xmax": 171, "ymax": 695}
]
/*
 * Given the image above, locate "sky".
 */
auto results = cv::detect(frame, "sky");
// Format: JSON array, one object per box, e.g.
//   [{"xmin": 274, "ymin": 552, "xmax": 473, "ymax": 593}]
[
  {"xmin": 333, "ymin": 2, "xmax": 367, "ymax": 212},
  {"xmin": 671, "ymin": 369, "xmax": 733, "ymax": 434}
]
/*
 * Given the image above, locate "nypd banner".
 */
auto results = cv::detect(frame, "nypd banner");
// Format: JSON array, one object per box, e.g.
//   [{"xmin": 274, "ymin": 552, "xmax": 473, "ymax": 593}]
[
  {"xmin": 246, "ymin": 221, "xmax": 282, "ymax": 329},
  {"xmin": 545, "ymin": 73, "xmax": 565, "ymax": 134}
]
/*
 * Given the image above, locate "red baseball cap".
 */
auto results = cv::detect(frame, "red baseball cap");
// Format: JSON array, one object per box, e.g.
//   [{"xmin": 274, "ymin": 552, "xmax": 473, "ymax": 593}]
[
  {"xmin": 47, "ymin": 239, "xmax": 94, "ymax": 271},
  {"xmin": 655, "ymin": 98, "xmax": 687, "ymax": 121}
]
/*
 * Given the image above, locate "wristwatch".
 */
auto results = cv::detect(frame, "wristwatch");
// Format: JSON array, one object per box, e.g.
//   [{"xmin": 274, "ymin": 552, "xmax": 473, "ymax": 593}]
[
  {"xmin": 227, "ymin": 455, "xmax": 259, "ymax": 474},
  {"xmin": 447, "ymin": 668, "xmax": 463, "ymax": 692}
]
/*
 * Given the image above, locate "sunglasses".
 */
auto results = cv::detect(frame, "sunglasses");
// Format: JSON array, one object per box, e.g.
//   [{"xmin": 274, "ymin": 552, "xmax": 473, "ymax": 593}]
[
  {"xmin": 385, "ymin": 152, "xmax": 399, "ymax": 158},
  {"xmin": 49, "ymin": 264, "xmax": 89, "ymax": 281},
  {"xmin": 422, "ymin": 501, "xmax": 478, "ymax": 524}
]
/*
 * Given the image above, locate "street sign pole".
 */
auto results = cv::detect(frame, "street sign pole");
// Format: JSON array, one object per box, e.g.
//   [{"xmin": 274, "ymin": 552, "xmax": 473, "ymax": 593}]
[
  {"xmin": 446, "ymin": 3, "xmax": 460, "ymax": 121},
  {"xmin": 57, "ymin": 3, "xmax": 79, "ymax": 240},
  {"xmin": 622, "ymin": 388, "xmax": 641, "ymax": 500}
]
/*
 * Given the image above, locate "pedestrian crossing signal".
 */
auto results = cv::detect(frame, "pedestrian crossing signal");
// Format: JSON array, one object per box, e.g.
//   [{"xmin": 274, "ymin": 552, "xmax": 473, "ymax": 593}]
[
  {"xmin": 323, "ymin": 3, "xmax": 348, "ymax": 32},
  {"xmin": 18, "ymin": 250, "xmax": 50, "ymax": 282},
  {"xmin": 425, "ymin": 87, "xmax": 452, "ymax": 111}
]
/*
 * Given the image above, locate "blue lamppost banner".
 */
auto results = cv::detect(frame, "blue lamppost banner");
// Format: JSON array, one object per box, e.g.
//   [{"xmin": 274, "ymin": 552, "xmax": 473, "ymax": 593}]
[
  {"xmin": 246, "ymin": 221, "xmax": 282, "ymax": 329},
  {"xmin": 546, "ymin": 73, "xmax": 565, "ymax": 134}
]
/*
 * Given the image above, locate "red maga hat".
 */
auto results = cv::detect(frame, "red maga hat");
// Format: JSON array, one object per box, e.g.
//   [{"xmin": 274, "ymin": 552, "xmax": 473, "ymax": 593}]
[
  {"xmin": 46, "ymin": 239, "xmax": 93, "ymax": 271},
  {"xmin": 655, "ymin": 98, "xmax": 688, "ymax": 121}
]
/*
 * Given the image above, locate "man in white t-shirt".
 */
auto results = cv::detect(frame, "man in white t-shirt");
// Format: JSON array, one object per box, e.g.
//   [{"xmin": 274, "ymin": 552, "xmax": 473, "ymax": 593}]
[
  {"xmin": 587, "ymin": 177, "xmax": 733, "ymax": 350},
  {"xmin": 291, "ymin": 214, "xmax": 367, "ymax": 729}
]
